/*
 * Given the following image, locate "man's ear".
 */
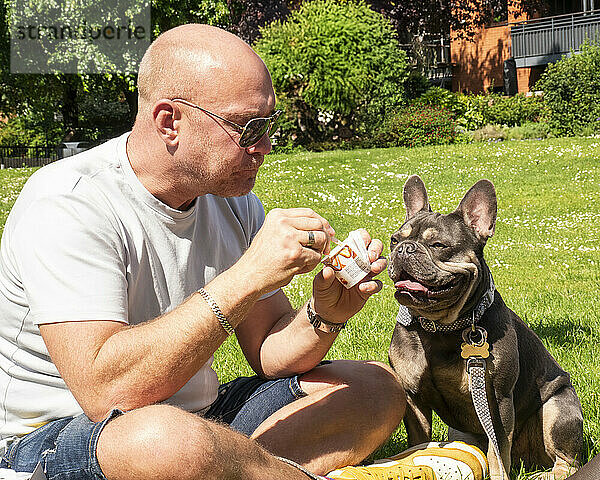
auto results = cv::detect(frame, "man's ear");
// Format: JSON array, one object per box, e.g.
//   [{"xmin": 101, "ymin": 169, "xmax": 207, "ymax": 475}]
[
  {"xmin": 403, "ymin": 175, "xmax": 431, "ymax": 221},
  {"xmin": 153, "ymin": 100, "xmax": 181, "ymax": 148},
  {"xmin": 455, "ymin": 180, "xmax": 497, "ymax": 242}
]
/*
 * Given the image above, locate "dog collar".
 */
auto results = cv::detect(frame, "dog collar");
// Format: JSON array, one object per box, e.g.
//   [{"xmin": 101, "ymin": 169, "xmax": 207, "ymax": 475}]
[{"xmin": 395, "ymin": 272, "xmax": 495, "ymax": 333}]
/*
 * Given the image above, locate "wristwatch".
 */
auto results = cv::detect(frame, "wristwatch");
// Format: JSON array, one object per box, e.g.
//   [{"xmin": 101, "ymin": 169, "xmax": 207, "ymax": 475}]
[{"xmin": 306, "ymin": 302, "xmax": 347, "ymax": 333}]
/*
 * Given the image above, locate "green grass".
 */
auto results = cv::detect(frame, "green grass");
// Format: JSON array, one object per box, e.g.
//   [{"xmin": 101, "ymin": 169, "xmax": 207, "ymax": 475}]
[{"xmin": 2, "ymin": 138, "xmax": 599, "ymax": 478}]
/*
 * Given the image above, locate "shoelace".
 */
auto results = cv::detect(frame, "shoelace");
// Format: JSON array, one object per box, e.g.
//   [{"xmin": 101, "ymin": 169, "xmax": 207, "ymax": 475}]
[{"xmin": 329, "ymin": 464, "xmax": 434, "ymax": 480}]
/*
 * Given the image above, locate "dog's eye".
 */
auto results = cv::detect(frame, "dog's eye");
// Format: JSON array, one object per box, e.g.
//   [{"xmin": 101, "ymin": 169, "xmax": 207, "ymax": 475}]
[
  {"xmin": 390, "ymin": 238, "xmax": 399, "ymax": 248},
  {"xmin": 431, "ymin": 242, "xmax": 447, "ymax": 249}
]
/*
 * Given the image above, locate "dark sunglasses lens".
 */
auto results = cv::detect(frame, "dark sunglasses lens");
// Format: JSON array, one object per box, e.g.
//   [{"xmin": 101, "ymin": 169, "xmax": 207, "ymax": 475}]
[{"xmin": 239, "ymin": 119, "xmax": 270, "ymax": 148}]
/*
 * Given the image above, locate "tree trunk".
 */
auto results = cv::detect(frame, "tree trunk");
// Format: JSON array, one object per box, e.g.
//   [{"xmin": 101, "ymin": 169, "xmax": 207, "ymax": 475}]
[{"xmin": 61, "ymin": 74, "xmax": 79, "ymax": 139}]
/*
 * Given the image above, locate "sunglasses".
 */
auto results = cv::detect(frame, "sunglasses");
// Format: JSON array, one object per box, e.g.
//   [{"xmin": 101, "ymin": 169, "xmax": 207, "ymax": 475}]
[{"xmin": 171, "ymin": 98, "xmax": 281, "ymax": 148}]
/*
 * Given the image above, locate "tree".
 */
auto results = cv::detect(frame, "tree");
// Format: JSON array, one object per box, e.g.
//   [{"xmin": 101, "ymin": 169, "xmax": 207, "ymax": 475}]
[
  {"xmin": 536, "ymin": 41, "xmax": 600, "ymax": 137},
  {"xmin": 255, "ymin": 0, "xmax": 409, "ymax": 147},
  {"xmin": 364, "ymin": 1, "xmax": 547, "ymax": 42},
  {"xmin": 226, "ymin": 0, "xmax": 296, "ymax": 43},
  {"xmin": 0, "ymin": 0, "xmax": 232, "ymax": 145},
  {"xmin": 226, "ymin": 0, "xmax": 548, "ymax": 45}
]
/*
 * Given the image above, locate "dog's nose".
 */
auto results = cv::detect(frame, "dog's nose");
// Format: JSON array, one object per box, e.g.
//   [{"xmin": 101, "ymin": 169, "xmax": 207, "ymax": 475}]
[{"xmin": 398, "ymin": 241, "xmax": 417, "ymax": 255}]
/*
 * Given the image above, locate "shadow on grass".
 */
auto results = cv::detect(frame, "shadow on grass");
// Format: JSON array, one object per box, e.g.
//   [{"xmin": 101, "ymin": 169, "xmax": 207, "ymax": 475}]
[{"xmin": 527, "ymin": 316, "xmax": 597, "ymax": 347}]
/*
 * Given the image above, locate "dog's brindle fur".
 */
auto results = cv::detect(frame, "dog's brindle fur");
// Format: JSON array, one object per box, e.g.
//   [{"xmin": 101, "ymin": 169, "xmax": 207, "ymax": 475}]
[{"xmin": 388, "ymin": 175, "xmax": 583, "ymax": 480}]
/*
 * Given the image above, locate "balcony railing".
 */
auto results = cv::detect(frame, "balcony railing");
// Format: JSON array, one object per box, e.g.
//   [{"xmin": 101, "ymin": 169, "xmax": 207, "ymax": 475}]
[
  {"xmin": 399, "ymin": 42, "xmax": 453, "ymax": 86},
  {"xmin": 511, "ymin": 10, "xmax": 600, "ymax": 67}
]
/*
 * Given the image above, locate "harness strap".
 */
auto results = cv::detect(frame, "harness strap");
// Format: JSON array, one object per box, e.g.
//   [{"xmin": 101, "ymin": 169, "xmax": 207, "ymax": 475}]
[{"xmin": 466, "ymin": 358, "xmax": 507, "ymax": 480}]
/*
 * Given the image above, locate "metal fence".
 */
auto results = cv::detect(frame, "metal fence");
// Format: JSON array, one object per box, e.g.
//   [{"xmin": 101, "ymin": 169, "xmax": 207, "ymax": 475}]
[
  {"xmin": 0, "ymin": 145, "xmax": 58, "ymax": 169},
  {"xmin": 511, "ymin": 10, "xmax": 600, "ymax": 67}
]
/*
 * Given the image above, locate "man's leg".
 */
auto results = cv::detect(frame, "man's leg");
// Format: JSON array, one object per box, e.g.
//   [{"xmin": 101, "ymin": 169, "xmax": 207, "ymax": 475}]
[
  {"xmin": 250, "ymin": 360, "xmax": 406, "ymax": 475},
  {"xmin": 96, "ymin": 404, "xmax": 314, "ymax": 480}
]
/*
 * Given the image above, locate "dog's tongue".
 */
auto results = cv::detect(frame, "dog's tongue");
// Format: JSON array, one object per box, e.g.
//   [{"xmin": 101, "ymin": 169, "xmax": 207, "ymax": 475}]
[{"xmin": 395, "ymin": 280, "xmax": 428, "ymax": 293}]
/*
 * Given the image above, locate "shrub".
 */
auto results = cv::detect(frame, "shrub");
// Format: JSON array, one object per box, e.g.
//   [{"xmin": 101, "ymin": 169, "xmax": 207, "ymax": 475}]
[
  {"xmin": 536, "ymin": 41, "xmax": 600, "ymax": 136},
  {"xmin": 454, "ymin": 95, "xmax": 488, "ymax": 130},
  {"xmin": 379, "ymin": 104, "xmax": 458, "ymax": 148},
  {"xmin": 414, "ymin": 89, "xmax": 545, "ymax": 131},
  {"xmin": 455, "ymin": 93, "xmax": 546, "ymax": 130},
  {"xmin": 506, "ymin": 121, "xmax": 551, "ymax": 140},
  {"xmin": 415, "ymin": 86, "xmax": 466, "ymax": 117},
  {"xmin": 485, "ymin": 93, "xmax": 546, "ymax": 126},
  {"xmin": 471, "ymin": 124, "xmax": 508, "ymax": 142},
  {"xmin": 404, "ymin": 71, "xmax": 432, "ymax": 101},
  {"xmin": 0, "ymin": 116, "xmax": 61, "ymax": 146},
  {"xmin": 255, "ymin": 0, "xmax": 409, "ymax": 148}
]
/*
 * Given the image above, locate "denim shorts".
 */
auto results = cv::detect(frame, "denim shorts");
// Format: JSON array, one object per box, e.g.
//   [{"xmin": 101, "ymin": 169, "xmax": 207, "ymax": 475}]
[{"xmin": 0, "ymin": 374, "xmax": 307, "ymax": 479}]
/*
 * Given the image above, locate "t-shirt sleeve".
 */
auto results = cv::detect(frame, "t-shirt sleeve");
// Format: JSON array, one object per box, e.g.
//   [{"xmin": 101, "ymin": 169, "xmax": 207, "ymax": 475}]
[{"xmin": 12, "ymin": 194, "xmax": 129, "ymax": 325}]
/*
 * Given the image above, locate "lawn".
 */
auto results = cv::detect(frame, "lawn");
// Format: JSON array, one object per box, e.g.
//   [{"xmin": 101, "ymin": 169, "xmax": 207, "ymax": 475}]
[{"xmin": 1, "ymin": 137, "xmax": 599, "ymax": 478}]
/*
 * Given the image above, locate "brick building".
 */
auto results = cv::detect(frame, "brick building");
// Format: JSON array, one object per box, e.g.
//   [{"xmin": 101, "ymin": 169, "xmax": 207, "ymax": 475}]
[{"xmin": 449, "ymin": 1, "xmax": 600, "ymax": 94}]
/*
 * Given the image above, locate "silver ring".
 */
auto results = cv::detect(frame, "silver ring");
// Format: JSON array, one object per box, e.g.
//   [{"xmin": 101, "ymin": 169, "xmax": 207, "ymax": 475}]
[{"xmin": 307, "ymin": 231, "xmax": 315, "ymax": 247}]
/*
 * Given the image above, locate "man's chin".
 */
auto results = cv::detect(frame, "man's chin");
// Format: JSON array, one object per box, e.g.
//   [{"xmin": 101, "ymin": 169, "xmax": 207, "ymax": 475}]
[{"xmin": 213, "ymin": 176, "xmax": 256, "ymax": 198}]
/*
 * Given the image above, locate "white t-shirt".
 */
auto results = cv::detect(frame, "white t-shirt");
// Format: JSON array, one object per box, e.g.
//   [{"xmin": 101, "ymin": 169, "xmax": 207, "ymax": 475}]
[{"xmin": 0, "ymin": 132, "xmax": 266, "ymax": 440}]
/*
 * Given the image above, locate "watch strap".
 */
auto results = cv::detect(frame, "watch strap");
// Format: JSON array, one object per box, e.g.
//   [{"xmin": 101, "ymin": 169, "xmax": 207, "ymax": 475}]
[{"xmin": 306, "ymin": 302, "xmax": 347, "ymax": 333}]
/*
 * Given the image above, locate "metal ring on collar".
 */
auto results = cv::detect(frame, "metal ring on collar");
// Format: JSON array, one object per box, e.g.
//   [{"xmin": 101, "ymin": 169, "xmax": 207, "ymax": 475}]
[{"xmin": 462, "ymin": 325, "xmax": 488, "ymax": 346}]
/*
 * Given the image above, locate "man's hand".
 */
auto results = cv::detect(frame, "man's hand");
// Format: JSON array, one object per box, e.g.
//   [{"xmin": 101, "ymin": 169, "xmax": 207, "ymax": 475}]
[
  {"xmin": 312, "ymin": 229, "xmax": 386, "ymax": 324},
  {"xmin": 236, "ymin": 208, "xmax": 336, "ymax": 295}
]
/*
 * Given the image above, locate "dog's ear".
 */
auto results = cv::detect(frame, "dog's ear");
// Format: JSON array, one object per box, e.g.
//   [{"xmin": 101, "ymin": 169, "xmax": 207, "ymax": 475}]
[
  {"xmin": 455, "ymin": 180, "xmax": 497, "ymax": 242},
  {"xmin": 403, "ymin": 175, "xmax": 431, "ymax": 221}
]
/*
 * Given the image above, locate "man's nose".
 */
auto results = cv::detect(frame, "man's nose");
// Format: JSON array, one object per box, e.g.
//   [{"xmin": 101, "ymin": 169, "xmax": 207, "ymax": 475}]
[{"xmin": 246, "ymin": 133, "xmax": 272, "ymax": 156}]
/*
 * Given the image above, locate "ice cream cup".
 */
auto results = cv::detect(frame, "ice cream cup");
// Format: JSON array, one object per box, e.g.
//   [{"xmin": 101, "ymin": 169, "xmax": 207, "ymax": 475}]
[{"xmin": 322, "ymin": 230, "xmax": 371, "ymax": 289}]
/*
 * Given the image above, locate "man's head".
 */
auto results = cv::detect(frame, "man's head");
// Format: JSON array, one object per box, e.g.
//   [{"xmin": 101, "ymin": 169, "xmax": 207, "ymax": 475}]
[{"xmin": 130, "ymin": 24, "xmax": 276, "ymax": 207}]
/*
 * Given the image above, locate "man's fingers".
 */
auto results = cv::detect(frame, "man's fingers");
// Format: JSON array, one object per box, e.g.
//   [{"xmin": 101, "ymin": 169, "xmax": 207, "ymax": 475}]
[
  {"xmin": 369, "ymin": 257, "xmax": 387, "ymax": 276},
  {"xmin": 367, "ymin": 238, "xmax": 384, "ymax": 263},
  {"xmin": 356, "ymin": 228, "xmax": 372, "ymax": 248},
  {"xmin": 318, "ymin": 265, "xmax": 337, "ymax": 289},
  {"xmin": 273, "ymin": 208, "xmax": 335, "ymax": 238},
  {"xmin": 358, "ymin": 279, "xmax": 383, "ymax": 296},
  {"xmin": 299, "ymin": 229, "xmax": 329, "ymax": 254}
]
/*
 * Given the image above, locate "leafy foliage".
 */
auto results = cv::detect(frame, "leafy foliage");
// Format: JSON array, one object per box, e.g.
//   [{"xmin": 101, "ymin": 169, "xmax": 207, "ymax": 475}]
[
  {"xmin": 378, "ymin": 104, "xmax": 458, "ymax": 148},
  {"xmin": 226, "ymin": 0, "xmax": 296, "ymax": 43},
  {"xmin": 0, "ymin": 0, "xmax": 550, "ymax": 147},
  {"xmin": 0, "ymin": 0, "xmax": 232, "ymax": 145},
  {"xmin": 505, "ymin": 121, "xmax": 551, "ymax": 140},
  {"xmin": 456, "ymin": 93, "xmax": 546, "ymax": 130},
  {"xmin": 536, "ymin": 41, "xmax": 600, "ymax": 137},
  {"xmin": 255, "ymin": 0, "xmax": 409, "ymax": 148},
  {"xmin": 415, "ymin": 88, "xmax": 547, "ymax": 131},
  {"xmin": 366, "ymin": 0, "xmax": 547, "ymax": 42},
  {"xmin": 0, "ymin": 115, "xmax": 62, "ymax": 146},
  {"xmin": 219, "ymin": 0, "xmax": 547, "ymax": 44},
  {"xmin": 152, "ymin": 0, "xmax": 230, "ymax": 37},
  {"xmin": 415, "ymin": 86, "xmax": 466, "ymax": 116},
  {"xmin": 403, "ymin": 71, "xmax": 432, "ymax": 101}
]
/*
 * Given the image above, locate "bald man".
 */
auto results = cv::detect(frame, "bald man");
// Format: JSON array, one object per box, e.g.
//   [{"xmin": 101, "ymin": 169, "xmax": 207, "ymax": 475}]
[{"xmin": 0, "ymin": 24, "xmax": 406, "ymax": 480}]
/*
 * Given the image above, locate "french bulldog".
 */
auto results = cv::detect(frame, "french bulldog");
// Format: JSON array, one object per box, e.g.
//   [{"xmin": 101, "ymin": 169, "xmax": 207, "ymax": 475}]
[{"xmin": 387, "ymin": 175, "xmax": 584, "ymax": 480}]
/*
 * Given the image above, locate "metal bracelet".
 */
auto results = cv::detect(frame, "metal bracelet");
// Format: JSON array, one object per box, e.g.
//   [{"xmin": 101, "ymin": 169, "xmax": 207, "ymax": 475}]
[
  {"xmin": 197, "ymin": 288, "xmax": 235, "ymax": 336},
  {"xmin": 306, "ymin": 302, "xmax": 347, "ymax": 333}
]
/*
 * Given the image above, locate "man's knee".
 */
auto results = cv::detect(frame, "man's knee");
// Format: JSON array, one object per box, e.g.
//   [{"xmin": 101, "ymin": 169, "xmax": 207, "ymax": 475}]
[
  {"xmin": 97, "ymin": 404, "xmax": 222, "ymax": 480},
  {"xmin": 299, "ymin": 359, "xmax": 406, "ymax": 420}
]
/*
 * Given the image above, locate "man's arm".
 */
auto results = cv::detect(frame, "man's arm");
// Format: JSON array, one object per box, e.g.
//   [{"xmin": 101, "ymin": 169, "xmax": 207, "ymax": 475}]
[
  {"xmin": 39, "ymin": 207, "xmax": 333, "ymax": 421},
  {"xmin": 39, "ymin": 270, "xmax": 257, "ymax": 422},
  {"xmin": 236, "ymin": 230, "xmax": 386, "ymax": 379}
]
